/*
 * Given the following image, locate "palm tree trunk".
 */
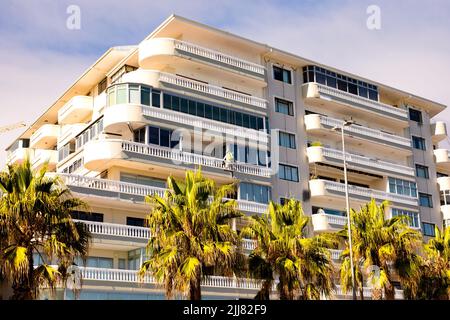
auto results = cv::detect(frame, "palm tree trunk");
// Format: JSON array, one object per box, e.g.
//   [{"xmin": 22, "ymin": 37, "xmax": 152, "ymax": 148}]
[
  {"xmin": 11, "ymin": 248, "xmax": 34, "ymax": 300},
  {"xmin": 189, "ymin": 277, "xmax": 201, "ymax": 300}
]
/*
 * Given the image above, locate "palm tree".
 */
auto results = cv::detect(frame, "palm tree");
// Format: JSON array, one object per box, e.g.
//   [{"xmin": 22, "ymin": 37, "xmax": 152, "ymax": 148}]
[
  {"xmin": 0, "ymin": 160, "xmax": 91, "ymax": 300},
  {"xmin": 408, "ymin": 226, "xmax": 450, "ymax": 300},
  {"xmin": 339, "ymin": 199, "xmax": 422, "ymax": 300},
  {"xmin": 139, "ymin": 169, "xmax": 244, "ymax": 300},
  {"xmin": 241, "ymin": 199, "xmax": 336, "ymax": 300}
]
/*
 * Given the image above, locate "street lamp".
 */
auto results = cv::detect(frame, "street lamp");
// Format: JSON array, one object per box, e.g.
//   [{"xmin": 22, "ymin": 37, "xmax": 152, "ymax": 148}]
[{"xmin": 332, "ymin": 118, "xmax": 357, "ymax": 300}]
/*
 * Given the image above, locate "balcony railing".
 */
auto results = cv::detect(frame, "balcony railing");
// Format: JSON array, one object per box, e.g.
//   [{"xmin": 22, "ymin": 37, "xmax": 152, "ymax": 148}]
[
  {"xmin": 174, "ymin": 39, "xmax": 266, "ymax": 76},
  {"xmin": 121, "ymin": 140, "xmax": 272, "ymax": 178},
  {"xmin": 312, "ymin": 179, "xmax": 418, "ymax": 206},
  {"xmin": 52, "ymin": 173, "xmax": 167, "ymax": 198},
  {"xmin": 52, "ymin": 173, "xmax": 267, "ymax": 214},
  {"xmin": 159, "ymin": 72, "xmax": 267, "ymax": 109},
  {"xmin": 141, "ymin": 105, "xmax": 268, "ymax": 143},
  {"xmin": 309, "ymin": 83, "xmax": 408, "ymax": 120},
  {"xmin": 74, "ymin": 220, "xmax": 150, "ymax": 239},
  {"xmin": 334, "ymin": 285, "xmax": 404, "ymax": 299},
  {"xmin": 312, "ymin": 114, "xmax": 411, "ymax": 148},
  {"xmin": 309, "ymin": 146, "xmax": 414, "ymax": 176},
  {"xmin": 80, "ymin": 267, "xmax": 262, "ymax": 290}
]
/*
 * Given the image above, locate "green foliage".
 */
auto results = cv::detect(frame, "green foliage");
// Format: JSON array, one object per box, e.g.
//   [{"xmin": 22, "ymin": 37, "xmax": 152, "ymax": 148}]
[
  {"xmin": 139, "ymin": 169, "xmax": 244, "ymax": 300},
  {"xmin": 0, "ymin": 159, "xmax": 91, "ymax": 299},
  {"xmin": 241, "ymin": 198, "xmax": 336, "ymax": 300},
  {"xmin": 338, "ymin": 199, "xmax": 422, "ymax": 300}
]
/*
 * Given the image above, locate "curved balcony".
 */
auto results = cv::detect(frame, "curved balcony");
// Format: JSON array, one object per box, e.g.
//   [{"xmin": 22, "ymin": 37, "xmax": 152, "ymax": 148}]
[
  {"xmin": 306, "ymin": 146, "xmax": 414, "ymax": 177},
  {"xmin": 302, "ymin": 82, "xmax": 408, "ymax": 127},
  {"xmin": 122, "ymin": 69, "xmax": 267, "ymax": 109},
  {"xmin": 431, "ymin": 121, "xmax": 447, "ymax": 143},
  {"xmin": 441, "ymin": 205, "xmax": 450, "ymax": 221},
  {"xmin": 58, "ymin": 124, "xmax": 88, "ymax": 148},
  {"xmin": 434, "ymin": 149, "xmax": 450, "ymax": 171},
  {"xmin": 304, "ymin": 114, "xmax": 412, "ymax": 154},
  {"xmin": 83, "ymin": 139, "xmax": 271, "ymax": 178},
  {"xmin": 309, "ymin": 179, "xmax": 418, "ymax": 207},
  {"xmin": 53, "ymin": 173, "xmax": 268, "ymax": 215},
  {"xmin": 6, "ymin": 148, "xmax": 34, "ymax": 165},
  {"xmin": 103, "ymin": 103, "xmax": 268, "ymax": 144},
  {"xmin": 139, "ymin": 38, "xmax": 265, "ymax": 80},
  {"xmin": 437, "ymin": 176, "xmax": 450, "ymax": 191},
  {"xmin": 58, "ymin": 96, "xmax": 93, "ymax": 124},
  {"xmin": 32, "ymin": 149, "xmax": 58, "ymax": 171},
  {"xmin": 311, "ymin": 213, "xmax": 347, "ymax": 233},
  {"xmin": 30, "ymin": 124, "xmax": 60, "ymax": 149}
]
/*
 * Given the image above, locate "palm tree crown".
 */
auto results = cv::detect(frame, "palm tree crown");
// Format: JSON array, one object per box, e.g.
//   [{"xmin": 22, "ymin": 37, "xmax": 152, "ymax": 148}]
[
  {"xmin": 139, "ymin": 169, "xmax": 243, "ymax": 300},
  {"xmin": 0, "ymin": 160, "xmax": 90, "ymax": 300},
  {"xmin": 241, "ymin": 198, "xmax": 336, "ymax": 300}
]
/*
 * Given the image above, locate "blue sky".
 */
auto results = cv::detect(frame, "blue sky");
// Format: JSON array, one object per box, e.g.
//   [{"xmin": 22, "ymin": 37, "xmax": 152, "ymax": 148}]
[{"xmin": 1, "ymin": 0, "xmax": 450, "ymax": 166}]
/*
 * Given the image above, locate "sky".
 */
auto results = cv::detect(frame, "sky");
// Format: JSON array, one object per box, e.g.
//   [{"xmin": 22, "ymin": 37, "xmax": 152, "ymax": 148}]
[{"xmin": 0, "ymin": 0, "xmax": 449, "ymax": 167}]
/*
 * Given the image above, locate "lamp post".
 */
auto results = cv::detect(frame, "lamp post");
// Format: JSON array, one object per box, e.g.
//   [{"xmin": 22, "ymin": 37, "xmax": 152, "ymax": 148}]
[{"xmin": 333, "ymin": 119, "xmax": 357, "ymax": 300}]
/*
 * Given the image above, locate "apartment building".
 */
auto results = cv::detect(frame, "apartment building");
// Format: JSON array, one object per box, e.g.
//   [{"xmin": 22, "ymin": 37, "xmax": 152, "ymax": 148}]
[{"xmin": 4, "ymin": 15, "xmax": 448, "ymax": 300}]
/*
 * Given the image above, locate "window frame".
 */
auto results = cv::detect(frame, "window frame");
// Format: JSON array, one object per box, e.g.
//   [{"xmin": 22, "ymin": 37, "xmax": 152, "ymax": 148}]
[
  {"xmin": 272, "ymin": 65, "xmax": 293, "ymax": 84},
  {"xmin": 419, "ymin": 193, "xmax": 433, "ymax": 208},
  {"xmin": 278, "ymin": 163, "xmax": 299, "ymax": 182},
  {"xmin": 412, "ymin": 136, "xmax": 426, "ymax": 150},
  {"xmin": 278, "ymin": 130, "xmax": 297, "ymax": 149},
  {"xmin": 274, "ymin": 96, "xmax": 295, "ymax": 117},
  {"xmin": 415, "ymin": 164, "xmax": 429, "ymax": 179}
]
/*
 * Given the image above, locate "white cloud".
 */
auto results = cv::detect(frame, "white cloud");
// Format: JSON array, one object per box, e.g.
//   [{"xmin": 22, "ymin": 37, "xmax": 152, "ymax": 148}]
[{"xmin": 1, "ymin": 0, "xmax": 449, "ymax": 168}]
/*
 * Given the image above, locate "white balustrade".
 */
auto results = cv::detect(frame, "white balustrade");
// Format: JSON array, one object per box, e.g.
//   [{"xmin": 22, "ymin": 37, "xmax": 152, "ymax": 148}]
[
  {"xmin": 159, "ymin": 72, "xmax": 267, "ymax": 109},
  {"xmin": 141, "ymin": 105, "xmax": 268, "ymax": 143},
  {"xmin": 174, "ymin": 39, "xmax": 265, "ymax": 75},
  {"xmin": 319, "ymin": 147, "xmax": 414, "ymax": 176},
  {"xmin": 314, "ymin": 83, "xmax": 408, "ymax": 119},
  {"xmin": 74, "ymin": 220, "xmax": 150, "ymax": 239},
  {"xmin": 79, "ymin": 267, "xmax": 260, "ymax": 290},
  {"xmin": 319, "ymin": 115, "xmax": 411, "ymax": 147},
  {"xmin": 52, "ymin": 173, "xmax": 167, "ymax": 198},
  {"xmin": 121, "ymin": 140, "xmax": 272, "ymax": 178},
  {"xmin": 50, "ymin": 173, "xmax": 266, "ymax": 215},
  {"xmin": 322, "ymin": 180, "xmax": 418, "ymax": 206}
]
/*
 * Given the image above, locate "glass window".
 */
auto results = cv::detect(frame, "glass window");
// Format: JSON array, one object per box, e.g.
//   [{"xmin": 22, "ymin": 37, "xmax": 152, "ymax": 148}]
[
  {"xmin": 116, "ymin": 84, "xmax": 127, "ymax": 104},
  {"xmin": 204, "ymin": 104, "xmax": 213, "ymax": 119},
  {"xmin": 171, "ymin": 96, "xmax": 180, "ymax": 112},
  {"xmin": 415, "ymin": 164, "xmax": 429, "ymax": 179},
  {"xmin": 239, "ymin": 182, "xmax": 271, "ymax": 204},
  {"xmin": 279, "ymin": 164, "xmax": 299, "ymax": 182},
  {"xmin": 279, "ymin": 131, "xmax": 296, "ymax": 149},
  {"xmin": 160, "ymin": 129, "xmax": 170, "ymax": 147},
  {"xmin": 71, "ymin": 211, "xmax": 104, "ymax": 222},
  {"xmin": 141, "ymin": 87, "xmax": 150, "ymax": 106},
  {"xmin": 273, "ymin": 66, "xmax": 292, "ymax": 84},
  {"xmin": 180, "ymin": 98, "xmax": 188, "ymax": 113},
  {"xmin": 133, "ymin": 127, "xmax": 146, "ymax": 144},
  {"xmin": 126, "ymin": 217, "xmax": 146, "ymax": 227},
  {"xmin": 412, "ymin": 136, "xmax": 426, "ymax": 150},
  {"xmin": 148, "ymin": 126, "xmax": 159, "ymax": 145},
  {"xmin": 129, "ymin": 84, "xmax": 140, "ymax": 104},
  {"xmin": 422, "ymin": 222, "xmax": 435, "ymax": 237},
  {"xmin": 163, "ymin": 94, "xmax": 171, "ymax": 109},
  {"xmin": 197, "ymin": 102, "xmax": 204, "ymax": 117},
  {"xmin": 419, "ymin": 193, "xmax": 433, "ymax": 208},
  {"xmin": 152, "ymin": 90, "xmax": 160, "ymax": 108},
  {"xmin": 392, "ymin": 208, "xmax": 419, "ymax": 228},
  {"xmin": 275, "ymin": 98, "xmax": 294, "ymax": 116},
  {"xmin": 409, "ymin": 108, "xmax": 422, "ymax": 123},
  {"xmin": 388, "ymin": 177, "xmax": 417, "ymax": 198},
  {"xmin": 188, "ymin": 100, "xmax": 196, "ymax": 115}
]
